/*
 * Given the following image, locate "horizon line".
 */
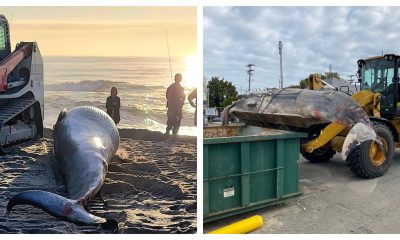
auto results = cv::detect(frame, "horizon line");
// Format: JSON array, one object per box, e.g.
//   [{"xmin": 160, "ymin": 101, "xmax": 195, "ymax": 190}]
[{"xmin": 42, "ymin": 55, "xmax": 192, "ymax": 58}]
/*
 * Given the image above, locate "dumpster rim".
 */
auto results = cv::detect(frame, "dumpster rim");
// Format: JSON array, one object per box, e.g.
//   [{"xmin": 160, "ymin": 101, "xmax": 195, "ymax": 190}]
[{"xmin": 204, "ymin": 130, "xmax": 307, "ymax": 144}]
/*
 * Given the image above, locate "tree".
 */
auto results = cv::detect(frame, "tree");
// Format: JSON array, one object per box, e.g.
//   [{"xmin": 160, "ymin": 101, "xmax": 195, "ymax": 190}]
[
  {"xmin": 324, "ymin": 72, "xmax": 340, "ymax": 79},
  {"xmin": 207, "ymin": 77, "xmax": 238, "ymax": 108},
  {"xmin": 299, "ymin": 78, "xmax": 308, "ymax": 89}
]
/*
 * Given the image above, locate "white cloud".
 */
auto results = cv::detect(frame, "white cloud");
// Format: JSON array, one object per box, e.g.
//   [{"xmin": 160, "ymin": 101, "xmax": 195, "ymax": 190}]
[{"xmin": 204, "ymin": 6, "xmax": 400, "ymax": 91}]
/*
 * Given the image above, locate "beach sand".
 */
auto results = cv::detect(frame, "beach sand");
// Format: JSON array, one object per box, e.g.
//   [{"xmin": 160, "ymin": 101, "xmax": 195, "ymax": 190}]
[{"xmin": 0, "ymin": 128, "xmax": 197, "ymax": 234}]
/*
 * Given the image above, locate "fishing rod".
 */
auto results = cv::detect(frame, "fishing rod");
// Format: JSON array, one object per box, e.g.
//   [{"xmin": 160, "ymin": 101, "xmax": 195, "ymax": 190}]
[
  {"xmin": 9, "ymin": 8, "xmax": 14, "ymax": 31},
  {"xmin": 165, "ymin": 28, "xmax": 173, "ymax": 83}
]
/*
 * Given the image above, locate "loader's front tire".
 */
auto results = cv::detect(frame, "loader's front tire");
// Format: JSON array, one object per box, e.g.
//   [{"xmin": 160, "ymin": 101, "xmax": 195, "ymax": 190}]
[
  {"xmin": 346, "ymin": 122, "xmax": 394, "ymax": 179},
  {"xmin": 301, "ymin": 143, "xmax": 336, "ymax": 163}
]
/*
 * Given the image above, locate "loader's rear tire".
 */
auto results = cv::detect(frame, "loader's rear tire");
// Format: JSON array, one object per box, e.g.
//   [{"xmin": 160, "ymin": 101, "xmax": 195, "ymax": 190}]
[
  {"xmin": 346, "ymin": 122, "xmax": 394, "ymax": 179},
  {"xmin": 301, "ymin": 143, "xmax": 336, "ymax": 163}
]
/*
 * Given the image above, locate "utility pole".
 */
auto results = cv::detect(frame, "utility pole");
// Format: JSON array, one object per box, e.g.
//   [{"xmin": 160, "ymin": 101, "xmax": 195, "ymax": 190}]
[
  {"xmin": 347, "ymin": 74, "xmax": 355, "ymax": 84},
  {"xmin": 279, "ymin": 41, "xmax": 283, "ymax": 89},
  {"xmin": 246, "ymin": 64, "xmax": 255, "ymax": 92}
]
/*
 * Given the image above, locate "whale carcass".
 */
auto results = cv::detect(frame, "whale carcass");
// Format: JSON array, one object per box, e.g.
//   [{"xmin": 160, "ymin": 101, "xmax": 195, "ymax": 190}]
[
  {"xmin": 222, "ymin": 88, "xmax": 380, "ymax": 160},
  {"xmin": 7, "ymin": 106, "xmax": 120, "ymax": 229}
]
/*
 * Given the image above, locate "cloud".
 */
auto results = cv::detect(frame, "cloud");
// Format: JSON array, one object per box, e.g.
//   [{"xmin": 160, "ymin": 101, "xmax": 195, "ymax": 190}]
[{"xmin": 204, "ymin": 6, "xmax": 400, "ymax": 91}]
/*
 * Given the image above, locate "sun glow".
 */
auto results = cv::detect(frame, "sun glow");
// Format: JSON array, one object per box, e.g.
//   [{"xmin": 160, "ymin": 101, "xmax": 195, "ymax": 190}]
[{"xmin": 182, "ymin": 55, "xmax": 200, "ymax": 89}]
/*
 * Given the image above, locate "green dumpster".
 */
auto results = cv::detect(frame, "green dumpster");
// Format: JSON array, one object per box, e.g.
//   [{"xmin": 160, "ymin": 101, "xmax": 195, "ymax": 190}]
[{"xmin": 203, "ymin": 124, "xmax": 307, "ymax": 222}]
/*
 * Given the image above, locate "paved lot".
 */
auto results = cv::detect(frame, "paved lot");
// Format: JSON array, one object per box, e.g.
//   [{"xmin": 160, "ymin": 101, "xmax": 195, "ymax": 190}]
[{"xmin": 204, "ymin": 150, "xmax": 400, "ymax": 234}]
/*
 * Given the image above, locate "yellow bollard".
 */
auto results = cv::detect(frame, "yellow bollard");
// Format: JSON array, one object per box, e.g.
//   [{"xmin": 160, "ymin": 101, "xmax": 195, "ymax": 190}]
[{"xmin": 208, "ymin": 215, "xmax": 263, "ymax": 234}]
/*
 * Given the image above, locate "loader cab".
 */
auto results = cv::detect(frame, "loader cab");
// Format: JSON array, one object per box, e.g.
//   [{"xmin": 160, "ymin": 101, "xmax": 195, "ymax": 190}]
[
  {"xmin": 0, "ymin": 15, "xmax": 11, "ymax": 61},
  {"xmin": 357, "ymin": 54, "xmax": 400, "ymax": 119}
]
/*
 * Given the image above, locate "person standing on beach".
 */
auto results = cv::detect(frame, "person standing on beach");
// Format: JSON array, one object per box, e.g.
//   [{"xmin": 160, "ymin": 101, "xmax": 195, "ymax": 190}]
[
  {"xmin": 188, "ymin": 88, "xmax": 197, "ymax": 126},
  {"xmin": 106, "ymin": 87, "xmax": 121, "ymax": 125},
  {"xmin": 166, "ymin": 73, "xmax": 185, "ymax": 135}
]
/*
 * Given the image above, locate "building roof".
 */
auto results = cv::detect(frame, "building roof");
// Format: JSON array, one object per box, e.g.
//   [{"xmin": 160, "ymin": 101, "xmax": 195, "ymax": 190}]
[{"xmin": 323, "ymin": 77, "xmax": 359, "ymax": 95}]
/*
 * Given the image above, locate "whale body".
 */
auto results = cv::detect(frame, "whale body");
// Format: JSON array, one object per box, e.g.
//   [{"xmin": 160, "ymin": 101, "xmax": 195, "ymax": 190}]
[{"xmin": 7, "ymin": 106, "xmax": 120, "ymax": 229}]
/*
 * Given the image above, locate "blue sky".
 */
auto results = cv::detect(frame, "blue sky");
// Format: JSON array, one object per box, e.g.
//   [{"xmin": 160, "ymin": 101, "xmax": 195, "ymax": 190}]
[{"xmin": 204, "ymin": 6, "xmax": 400, "ymax": 92}]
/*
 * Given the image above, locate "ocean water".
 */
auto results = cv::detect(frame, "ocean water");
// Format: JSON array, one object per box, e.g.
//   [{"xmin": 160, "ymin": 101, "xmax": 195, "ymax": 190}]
[{"xmin": 43, "ymin": 56, "xmax": 197, "ymax": 136}]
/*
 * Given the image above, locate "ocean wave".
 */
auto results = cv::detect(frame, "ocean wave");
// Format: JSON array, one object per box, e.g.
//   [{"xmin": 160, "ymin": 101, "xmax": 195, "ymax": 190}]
[
  {"xmin": 45, "ymin": 97, "xmax": 173, "ymax": 121},
  {"xmin": 45, "ymin": 80, "xmax": 165, "ymax": 92}
]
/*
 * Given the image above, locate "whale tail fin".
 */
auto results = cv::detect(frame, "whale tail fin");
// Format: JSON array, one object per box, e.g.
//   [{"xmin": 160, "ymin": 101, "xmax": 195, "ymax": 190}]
[{"xmin": 6, "ymin": 190, "xmax": 118, "ymax": 232}]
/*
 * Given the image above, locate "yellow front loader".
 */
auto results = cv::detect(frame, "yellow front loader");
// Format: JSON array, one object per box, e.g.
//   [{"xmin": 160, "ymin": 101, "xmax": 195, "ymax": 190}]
[{"xmin": 301, "ymin": 54, "xmax": 400, "ymax": 178}]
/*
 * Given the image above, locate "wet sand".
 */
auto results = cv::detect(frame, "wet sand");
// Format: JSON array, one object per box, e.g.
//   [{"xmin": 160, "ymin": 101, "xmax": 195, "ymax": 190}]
[{"xmin": 0, "ymin": 128, "xmax": 197, "ymax": 234}]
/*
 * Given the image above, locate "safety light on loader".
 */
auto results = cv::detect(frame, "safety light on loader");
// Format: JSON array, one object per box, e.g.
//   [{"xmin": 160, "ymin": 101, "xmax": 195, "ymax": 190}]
[{"xmin": 384, "ymin": 54, "xmax": 395, "ymax": 61}]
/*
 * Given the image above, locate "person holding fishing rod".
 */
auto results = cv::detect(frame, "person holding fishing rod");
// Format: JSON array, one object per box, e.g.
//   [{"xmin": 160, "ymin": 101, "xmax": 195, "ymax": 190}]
[
  {"xmin": 164, "ymin": 29, "xmax": 186, "ymax": 135},
  {"xmin": 166, "ymin": 73, "xmax": 185, "ymax": 135}
]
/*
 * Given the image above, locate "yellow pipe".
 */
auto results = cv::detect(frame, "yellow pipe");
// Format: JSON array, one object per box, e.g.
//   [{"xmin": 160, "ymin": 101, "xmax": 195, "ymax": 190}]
[{"xmin": 208, "ymin": 215, "xmax": 263, "ymax": 234}]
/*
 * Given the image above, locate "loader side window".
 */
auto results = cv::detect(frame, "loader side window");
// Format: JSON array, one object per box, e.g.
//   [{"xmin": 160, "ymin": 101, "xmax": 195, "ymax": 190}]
[
  {"xmin": 0, "ymin": 25, "xmax": 5, "ymax": 50},
  {"xmin": 383, "ymin": 68, "xmax": 395, "ymax": 91}
]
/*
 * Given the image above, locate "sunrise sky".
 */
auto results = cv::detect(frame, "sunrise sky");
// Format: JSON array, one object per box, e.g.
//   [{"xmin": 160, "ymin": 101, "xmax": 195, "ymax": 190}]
[{"xmin": 0, "ymin": 7, "xmax": 197, "ymax": 57}]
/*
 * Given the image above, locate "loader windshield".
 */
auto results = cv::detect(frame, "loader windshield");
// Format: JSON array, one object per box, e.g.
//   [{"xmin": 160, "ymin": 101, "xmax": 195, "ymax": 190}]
[
  {"xmin": 362, "ymin": 58, "xmax": 395, "ymax": 93},
  {"xmin": 0, "ymin": 25, "xmax": 5, "ymax": 50}
]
